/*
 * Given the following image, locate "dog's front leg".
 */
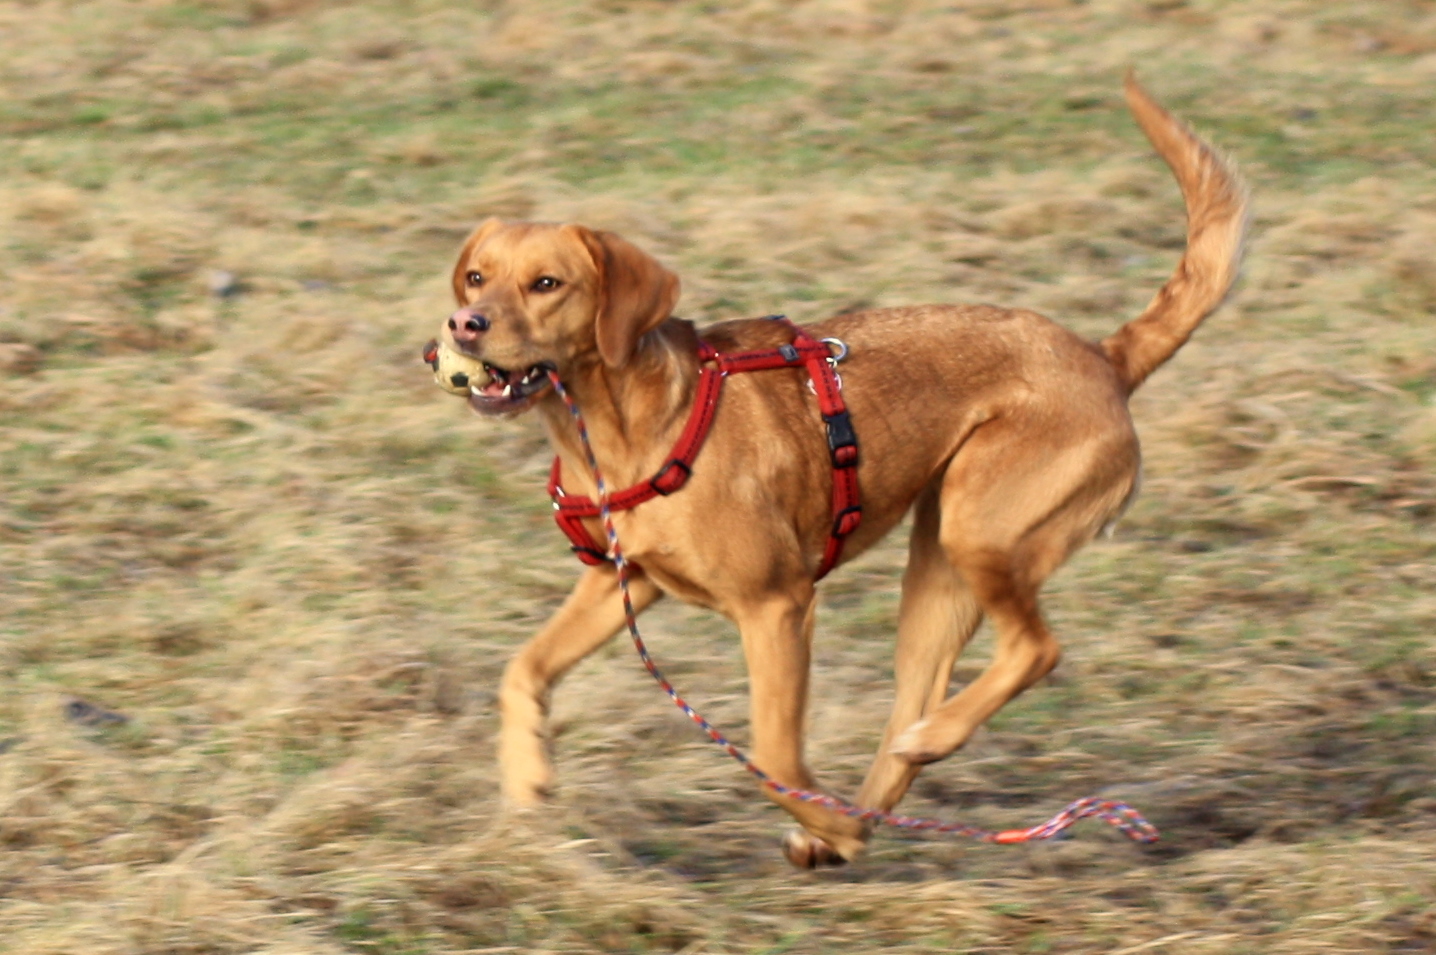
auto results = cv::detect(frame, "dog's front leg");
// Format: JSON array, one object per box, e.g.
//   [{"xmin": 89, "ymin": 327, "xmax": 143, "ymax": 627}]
[
  {"xmin": 499, "ymin": 564, "xmax": 662, "ymax": 806},
  {"xmin": 736, "ymin": 594, "xmax": 870, "ymax": 867}
]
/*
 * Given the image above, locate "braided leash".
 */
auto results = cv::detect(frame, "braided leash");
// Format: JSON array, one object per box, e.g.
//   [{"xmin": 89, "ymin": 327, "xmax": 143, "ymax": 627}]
[{"xmin": 547, "ymin": 369, "xmax": 1158, "ymax": 848}]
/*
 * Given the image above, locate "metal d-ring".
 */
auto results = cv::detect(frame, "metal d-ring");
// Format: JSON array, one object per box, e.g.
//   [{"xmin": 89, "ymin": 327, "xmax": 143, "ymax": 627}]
[{"xmin": 808, "ymin": 336, "xmax": 848, "ymax": 394}]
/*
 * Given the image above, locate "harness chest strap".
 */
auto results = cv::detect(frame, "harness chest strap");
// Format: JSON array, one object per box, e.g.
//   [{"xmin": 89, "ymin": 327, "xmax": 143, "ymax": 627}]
[{"xmin": 549, "ymin": 319, "xmax": 862, "ymax": 580}]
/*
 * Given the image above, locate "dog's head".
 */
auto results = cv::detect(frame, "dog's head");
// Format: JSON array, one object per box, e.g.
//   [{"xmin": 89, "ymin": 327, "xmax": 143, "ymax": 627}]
[{"xmin": 442, "ymin": 218, "xmax": 681, "ymax": 416}]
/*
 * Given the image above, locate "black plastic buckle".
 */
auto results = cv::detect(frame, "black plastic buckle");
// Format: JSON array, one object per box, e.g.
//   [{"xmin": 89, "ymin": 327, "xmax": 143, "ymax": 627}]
[
  {"xmin": 779, "ymin": 343, "xmax": 799, "ymax": 363},
  {"xmin": 649, "ymin": 459, "xmax": 693, "ymax": 495},
  {"xmin": 831, "ymin": 504, "xmax": 863, "ymax": 538},
  {"xmin": 824, "ymin": 411, "xmax": 859, "ymax": 468},
  {"xmin": 572, "ymin": 545, "xmax": 612, "ymax": 565}
]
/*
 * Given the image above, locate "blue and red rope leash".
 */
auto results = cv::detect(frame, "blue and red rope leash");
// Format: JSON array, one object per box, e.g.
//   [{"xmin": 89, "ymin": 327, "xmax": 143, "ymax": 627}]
[{"xmin": 546, "ymin": 368, "xmax": 1159, "ymax": 848}]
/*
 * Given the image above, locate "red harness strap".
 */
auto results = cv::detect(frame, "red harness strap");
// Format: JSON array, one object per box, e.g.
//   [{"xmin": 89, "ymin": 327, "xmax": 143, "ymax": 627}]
[{"xmin": 549, "ymin": 318, "xmax": 862, "ymax": 580}]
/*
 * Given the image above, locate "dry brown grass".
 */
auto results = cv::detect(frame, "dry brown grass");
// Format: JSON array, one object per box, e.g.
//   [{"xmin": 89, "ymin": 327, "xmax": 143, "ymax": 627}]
[{"xmin": 2, "ymin": 0, "xmax": 1435, "ymax": 952}]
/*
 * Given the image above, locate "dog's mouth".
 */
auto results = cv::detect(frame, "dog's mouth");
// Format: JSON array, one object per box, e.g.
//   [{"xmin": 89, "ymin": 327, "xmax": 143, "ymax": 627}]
[{"xmin": 468, "ymin": 360, "xmax": 556, "ymax": 415}]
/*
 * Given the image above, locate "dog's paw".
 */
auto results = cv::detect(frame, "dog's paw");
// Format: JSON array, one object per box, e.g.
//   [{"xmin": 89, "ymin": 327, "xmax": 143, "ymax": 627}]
[
  {"xmin": 501, "ymin": 781, "xmax": 553, "ymax": 809},
  {"xmin": 499, "ymin": 761, "xmax": 555, "ymax": 808},
  {"xmin": 889, "ymin": 717, "xmax": 952, "ymax": 765},
  {"xmin": 781, "ymin": 829, "xmax": 850, "ymax": 870},
  {"xmin": 499, "ymin": 727, "xmax": 556, "ymax": 807}
]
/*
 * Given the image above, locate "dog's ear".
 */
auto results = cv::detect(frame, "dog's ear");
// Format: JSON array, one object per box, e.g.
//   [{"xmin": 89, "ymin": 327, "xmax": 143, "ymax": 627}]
[
  {"xmin": 451, "ymin": 217, "xmax": 504, "ymax": 304},
  {"xmin": 568, "ymin": 226, "xmax": 680, "ymax": 368}
]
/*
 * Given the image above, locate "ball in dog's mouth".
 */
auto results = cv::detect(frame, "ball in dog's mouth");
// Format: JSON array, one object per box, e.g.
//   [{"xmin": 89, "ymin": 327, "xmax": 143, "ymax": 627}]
[{"xmin": 423, "ymin": 339, "xmax": 555, "ymax": 414}]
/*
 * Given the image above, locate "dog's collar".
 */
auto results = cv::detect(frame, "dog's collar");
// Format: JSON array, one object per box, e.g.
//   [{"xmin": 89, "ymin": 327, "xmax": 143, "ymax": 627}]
[{"xmin": 549, "ymin": 316, "xmax": 862, "ymax": 580}]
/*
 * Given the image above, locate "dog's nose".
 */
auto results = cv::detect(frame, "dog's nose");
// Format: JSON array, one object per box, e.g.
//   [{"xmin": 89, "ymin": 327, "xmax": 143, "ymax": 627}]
[{"xmin": 448, "ymin": 308, "xmax": 491, "ymax": 342}]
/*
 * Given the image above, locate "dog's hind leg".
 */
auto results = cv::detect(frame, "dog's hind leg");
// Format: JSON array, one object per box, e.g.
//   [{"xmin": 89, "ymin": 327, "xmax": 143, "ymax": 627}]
[
  {"xmin": 499, "ymin": 564, "xmax": 663, "ymax": 806},
  {"xmin": 732, "ymin": 591, "xmax": 870, "ymax": 867},
  {"xmin": 890, "ymin": 418, "xmax": 1138, "ymax": 766},
  {"xmin": 847, "ymin": 482, "xmax": 984, "ymax": 818},
  {"xmin": 889, "ymin": 556, "xmax": 1060, "ymax": 766}
]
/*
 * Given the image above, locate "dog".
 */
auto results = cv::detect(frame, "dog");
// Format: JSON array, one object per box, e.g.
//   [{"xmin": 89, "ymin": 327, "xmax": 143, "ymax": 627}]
[{"xmin": 435, "ymin": 76, "xmax": 1247, "ymax": 867}]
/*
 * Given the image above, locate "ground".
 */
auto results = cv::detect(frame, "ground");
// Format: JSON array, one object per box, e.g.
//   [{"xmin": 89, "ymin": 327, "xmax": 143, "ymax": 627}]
[{"xmin": 1, "ymin": 1, "xmax": 1434, "ymax": 952}]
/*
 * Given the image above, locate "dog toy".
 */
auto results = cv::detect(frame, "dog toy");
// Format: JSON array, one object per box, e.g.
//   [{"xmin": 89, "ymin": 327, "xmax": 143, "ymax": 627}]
[{"xmin": 422, "ymin": 338, "xmax": 490, "ymax": 396}]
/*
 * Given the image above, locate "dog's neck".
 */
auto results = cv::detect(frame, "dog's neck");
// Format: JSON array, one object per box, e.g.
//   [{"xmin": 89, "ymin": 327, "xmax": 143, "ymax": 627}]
[{"xmin": 539, "ymin": 318, "xmax": 703, "ymax": 495}]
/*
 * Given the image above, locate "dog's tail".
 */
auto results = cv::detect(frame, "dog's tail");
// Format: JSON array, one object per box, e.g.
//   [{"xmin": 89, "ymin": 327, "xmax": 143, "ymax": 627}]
[{"xmin": 1100, "ymin": 74, "xmax": 1249, "ymax": 394}]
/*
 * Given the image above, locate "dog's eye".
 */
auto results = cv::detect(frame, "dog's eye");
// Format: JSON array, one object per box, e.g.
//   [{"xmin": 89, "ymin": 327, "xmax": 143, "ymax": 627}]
[
  {"xmin": 465, "ymin": 270, "xmax": 484, "ymax": 287},
  {"xmin": 531, "ymin": 276, "xmax": 562, "ymax": 293}
]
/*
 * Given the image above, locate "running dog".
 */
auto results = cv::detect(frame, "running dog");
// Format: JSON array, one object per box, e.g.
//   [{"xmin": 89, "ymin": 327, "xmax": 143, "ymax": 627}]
[{"xmin": 432, "ymin": 76, "xmax": 1247, "ymax": 867}]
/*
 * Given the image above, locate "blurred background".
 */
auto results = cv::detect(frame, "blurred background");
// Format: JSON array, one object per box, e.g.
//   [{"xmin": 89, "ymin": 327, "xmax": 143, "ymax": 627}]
[{"xmin": 1, "ymin": 1, "xmax": 1433, "ymax": 952}]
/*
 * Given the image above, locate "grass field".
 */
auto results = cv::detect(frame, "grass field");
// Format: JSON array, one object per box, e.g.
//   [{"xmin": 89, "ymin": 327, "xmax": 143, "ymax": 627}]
[{"xmin": 2, "ymin": 0, "xmax": 1435, "ymax": 952}]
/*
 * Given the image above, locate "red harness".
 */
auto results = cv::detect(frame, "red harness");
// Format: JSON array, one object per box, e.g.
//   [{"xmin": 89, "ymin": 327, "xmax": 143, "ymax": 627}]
[{"xmin": 548, "ymin": 318, "xmax": 862, "ymax": 581}]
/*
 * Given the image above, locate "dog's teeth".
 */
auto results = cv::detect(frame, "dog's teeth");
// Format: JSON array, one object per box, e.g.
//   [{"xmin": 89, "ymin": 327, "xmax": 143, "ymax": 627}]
[{"xmin": 502, "ymin": 383, "xmax": 513, "ymax": 397}]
